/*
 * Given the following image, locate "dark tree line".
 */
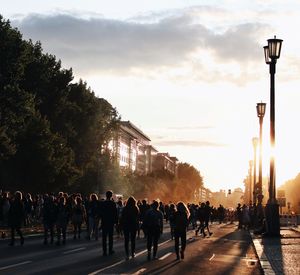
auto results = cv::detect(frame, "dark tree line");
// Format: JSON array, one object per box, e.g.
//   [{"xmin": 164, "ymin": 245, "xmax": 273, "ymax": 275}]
[{"xmin": 0, "ymin": 16, "xmax": 119, "ymax": 193}]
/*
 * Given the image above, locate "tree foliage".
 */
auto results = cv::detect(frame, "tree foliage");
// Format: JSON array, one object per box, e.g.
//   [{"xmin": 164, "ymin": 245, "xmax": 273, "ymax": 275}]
[{"xmin": 0, "ymin": 16, "xmax": 119, "ymax": 193}]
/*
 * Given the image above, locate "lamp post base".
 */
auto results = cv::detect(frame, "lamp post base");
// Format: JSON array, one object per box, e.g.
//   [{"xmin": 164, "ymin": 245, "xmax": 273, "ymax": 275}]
[{"xmin": 265, "ymin": 201, "xmax": 280, "ymax": 237}]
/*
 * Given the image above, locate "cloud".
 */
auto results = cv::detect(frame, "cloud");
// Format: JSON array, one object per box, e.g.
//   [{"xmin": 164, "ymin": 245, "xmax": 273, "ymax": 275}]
[
  {"xmin": 167, "ymin": 126, "xmax": 214, "ymax": 130},
  {"xmin": 11, "ymin": 8, "xmax": 270, "ymax": 83},
  {"xmin": 153, "ymin": 140, "xmax": 227, "ymax": 147}
]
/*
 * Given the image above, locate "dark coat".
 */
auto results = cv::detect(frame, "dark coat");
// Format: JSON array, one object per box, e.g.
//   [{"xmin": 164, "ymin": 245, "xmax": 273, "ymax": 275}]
[
  {"xmin": 174, "ymin": 211, "xmax": 189, "ymax": 233},
  {"xmin": 100, "ymin": 199, "xmax": 117, "ymax": 228},
  {"xmin": 143, "ymin": 208, "xmax": 164, "ymax": 233},
  {"xmin": 42, "ymin": 200, "xmax": 57, "ymax": 225},
  {"xmin": 8, "ymin": 199, "xmax": 25, "ymax": 228},
  {"xmin": 121, "ymin": 205, "xmax": 139, "ymax": 231}
]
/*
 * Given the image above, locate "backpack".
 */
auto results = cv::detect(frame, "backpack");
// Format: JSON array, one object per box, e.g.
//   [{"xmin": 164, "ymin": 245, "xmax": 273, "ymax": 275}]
[{"xmin": 145, "ymin": 209, "xmax": 161, "ymax": 229}]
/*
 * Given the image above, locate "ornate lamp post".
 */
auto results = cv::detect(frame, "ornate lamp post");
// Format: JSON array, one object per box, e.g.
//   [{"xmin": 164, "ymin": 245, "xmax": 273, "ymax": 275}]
[
  {"xmin": 252, "ymin": 137, "xmax": 259, "ymax": 205},
  {"xmin": 256, "ymin": 102, "xmax": 266, "ymax": 206},
  {"xmin": 263, "ymin": 36, "xmax": 283, "ymax": 236}
]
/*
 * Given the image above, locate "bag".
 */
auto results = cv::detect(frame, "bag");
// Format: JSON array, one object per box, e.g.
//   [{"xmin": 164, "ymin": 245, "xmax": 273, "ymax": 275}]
[{"xmin": 145, "ymin": 210, "xmax": 160, "ymax": 229}]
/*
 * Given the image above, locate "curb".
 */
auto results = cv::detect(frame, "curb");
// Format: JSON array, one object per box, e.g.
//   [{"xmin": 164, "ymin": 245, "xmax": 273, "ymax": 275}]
[{"xmin": 250, "ymin": 232, "xmax": 276, "ymax": 275}]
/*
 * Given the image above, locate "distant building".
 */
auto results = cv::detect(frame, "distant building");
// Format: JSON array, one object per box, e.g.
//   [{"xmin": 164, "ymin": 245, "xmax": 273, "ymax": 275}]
[
  {"xmin": 110, "ymin": 121, "xmax": 157, "ymax": 175},
  {"xmin": 195, "ymin": 186, "xmax": 213, "ymax": 203},
  {"xmin": 109, "ymin": 120, "xmax": 179, "ymax": 176},
  {"xmin": 152, "ymin": 153, "xmax": 178, "ymax": 176},
  {"xmin": 211, "ymin": 189, "xmax": 227, "ymax": 206}
]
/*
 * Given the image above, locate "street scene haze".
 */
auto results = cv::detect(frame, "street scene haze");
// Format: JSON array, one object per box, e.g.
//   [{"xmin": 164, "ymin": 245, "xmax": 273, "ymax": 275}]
[{"xmin": 1, "ymin": 1, "xmax": 300, "ymax": 275}]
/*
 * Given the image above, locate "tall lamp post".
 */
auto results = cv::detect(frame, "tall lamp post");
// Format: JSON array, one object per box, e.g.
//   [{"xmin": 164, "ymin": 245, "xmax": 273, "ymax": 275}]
[
  {"xmin": 263, "ymin": 36, "xmax": 283, "ymax": 236},
  {"xmin": 256, "ymin": 102, "xmax": 266, "ymax": 206},
  {"xmin": 248, "ymin": 160, "xmax": 253, "ymax": 204},
  {"xmin": 252, "ymin": 137, "xmax": 259, "ymax": 205}
]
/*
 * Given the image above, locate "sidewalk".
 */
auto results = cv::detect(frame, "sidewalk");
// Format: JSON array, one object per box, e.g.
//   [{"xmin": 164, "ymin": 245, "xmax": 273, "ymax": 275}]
[{"xmin": 251, "ymin": 227, "xmax": 300, "ymax": 275}]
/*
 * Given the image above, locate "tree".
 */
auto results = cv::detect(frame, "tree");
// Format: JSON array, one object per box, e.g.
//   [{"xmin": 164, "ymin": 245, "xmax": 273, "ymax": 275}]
[
  {"xmin": 176, "ymin": 163, "xmax": 204, "ymax": 201},
  {"xmin": 0, "ymin": 16, "xmax": 119, "ymax": 193}
]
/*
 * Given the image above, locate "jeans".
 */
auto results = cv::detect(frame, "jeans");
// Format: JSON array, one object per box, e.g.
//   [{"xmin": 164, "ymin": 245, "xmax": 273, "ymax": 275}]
[{"xmin": 124, "ymin": 228, "xmax": 137, "ymax": 256}]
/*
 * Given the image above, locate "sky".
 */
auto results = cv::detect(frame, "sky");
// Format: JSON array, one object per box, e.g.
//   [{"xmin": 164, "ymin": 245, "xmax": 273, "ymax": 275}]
[{"xmin": 2, "ymin": 0, "xmax": 300, "ymax": 192}]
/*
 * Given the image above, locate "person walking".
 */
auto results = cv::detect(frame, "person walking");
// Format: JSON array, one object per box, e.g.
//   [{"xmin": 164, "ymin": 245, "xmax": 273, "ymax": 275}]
[
  {"xmin": 100, "ymin": 190, "xmax": 117, "ymax": 256},
  {"xmin": 72, "ymin": 196, "xmax": 86, "ymax": 240},
  {"xmin": 203, "ymin": 201, "xmax": 213, "ymax": 236},
  {"xmin": 242, "ymin": 204, "xmax": 251, "ymax": 230},
  {"xmin": 56, "ymin": 196, "xmax": 69, "ymax": 245},
  {"xmin": 143, "ymin": 200, "xmax": 164, "ymax": 260},
  {"xmin": 121, "ymin": 196, "xmax": 140, "ymax": 260},
  {"xmin": 174, "ymin": 202, "xmax": 190, "ymax": 260},
  {"xmin": 139, "ymin": 199, "xmax": 150, "ymax": 238},
  {"xmin": 236, "ymin": 203, "xmax": 243, "ymax": 229},
  {"xmin": 8, "ymin": 191, "xmax": 25, "ymax": 246},
  {"xmin": 195, "ymin": 202, "xmax": 206, "ymax": 237},
  {"xmin": 116, "ymin": 198, "xmax": 124, "ymax": 238},
  {"xmin": 42, "ymin": 194, "xmax": 57, "ymax": 245},
  {"xmin": 168, "ymin": 203, "xmax": 176, "ymax": 240},
  {"xmin": 86, "ymin": 193, "xmax": 100, "ymax": 240}
]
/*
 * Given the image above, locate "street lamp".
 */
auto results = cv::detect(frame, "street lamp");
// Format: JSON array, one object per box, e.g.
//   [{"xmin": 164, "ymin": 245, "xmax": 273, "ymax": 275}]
[
  {"xmin": 264, "ymin": 35, "xmax": 283, "ymax": 236},
  {"xmin": 256, "ymin": 102, "xmax": 266, "ymax": 206},
  {"xmin": 252, "ymin": 137, "xmax": 259, "ymax": 205},
  {"xmin": 248, "ymin": 160, "xmax": 253, "ymax": 204}
]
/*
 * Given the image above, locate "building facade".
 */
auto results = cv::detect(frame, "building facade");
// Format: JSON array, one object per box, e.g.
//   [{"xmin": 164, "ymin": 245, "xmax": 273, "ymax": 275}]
[
  {"xmin": 110, "ymin": 121, "xmax": 179, "ymax": 176},
  {"xmin": 110, "ymin": 121, "xmax": 158, "ymax": 175},
  {"xmin": 152, "ymin": 153, "xmax": 178, "ymax": 176}
]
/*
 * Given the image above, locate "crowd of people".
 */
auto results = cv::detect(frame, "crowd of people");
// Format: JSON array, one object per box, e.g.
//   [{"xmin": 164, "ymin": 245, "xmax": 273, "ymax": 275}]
[{"xmin": 0, "ymin": 189, "xmax": 252, "ymax": 261}]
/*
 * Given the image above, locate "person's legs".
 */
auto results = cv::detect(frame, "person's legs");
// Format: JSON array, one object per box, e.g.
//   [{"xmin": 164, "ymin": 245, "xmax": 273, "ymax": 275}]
[
  {"xmin": 124, "ymin": 229, "xmax": 129, "ymax": 258},
  {"xmin": 174, "ymin": 231, "xmax": 180, "ymax": 259},
  {"xmin": 73, "ymin": 223, "xmax": 77, "ymax": 239},
  {"xmin": 50, "ymin": 224, "xmax": 54, "ymax": 244},
  {"xmin": 78, "ymin": 223, "xmax": 82, "ymax": 239},
  {"xmin": 108, "ymin": 226, "xmax": 114, "ymax": 254},
  {"xmin": 88, "ymin": 217, "xmax": 94, "ymax": 239},
  {"xmin": 147, "ymin": 231, "xmax": 152, "ymax": 260},
  {"xmin": 62, "ymin": 226, "xmax": 66, "ymax": 244},
  {"xmin": 94, "ymin": 218, "xmax": 99, "ymax": 240},
  {"xmin": 102, "ymin": 227, "xmax": 108, "ymax": 255},
  {"xmin": 56, "ymin": 226, "xmax": 61, "ymax": 245},
  {"xmin": 16, "ymin": 226, "xmax": 24, "ymax": 245},
  {"xmin": 44, "ymin": 224, "xmax": 49, "ymax": 244},
  {"xmin": 152, "ymin": 231, "xmax": 159, "ymax": 259},
  {"xmin": 181, "ymin": 231, "xmax": 187, "ymax": 258},
  {"xmin": 130, "ymin": 229, "xmax": 137, "ymax": 257},
  {"xmin": 10, "ymin": 226, "xmax": 15, "ymax": 245},
  {"xmin": 205, "ymin": 220, "xmax": 212, "ymax": 235}
]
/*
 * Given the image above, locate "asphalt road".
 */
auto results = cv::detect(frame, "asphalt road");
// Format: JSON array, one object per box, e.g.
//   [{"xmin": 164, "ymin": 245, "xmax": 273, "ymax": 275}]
[{"xmin": 0, "ymin": 223, "xmax": 262, "ymax": 275}]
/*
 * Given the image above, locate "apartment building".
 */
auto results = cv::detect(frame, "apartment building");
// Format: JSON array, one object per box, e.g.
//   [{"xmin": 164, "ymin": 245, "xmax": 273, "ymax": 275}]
[
  {"xmin": 110, "ymin": 121, "xmax": 178, "ymax": 176},
  {"xmin": 110, "ymin": 121, "xmax": 157, "ymax": 175},
  {"xmin": 152, "ymin": 153, "xmax": 178, "ymax": 176}
]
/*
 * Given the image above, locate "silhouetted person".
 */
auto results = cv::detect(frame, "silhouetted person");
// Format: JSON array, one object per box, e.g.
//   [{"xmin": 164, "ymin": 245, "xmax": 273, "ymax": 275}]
[
  {"xmin": 72, "ymin": 196, "xmax": 86, "ymax": 240},
  {"xmin": 143, "ymin": 200, "xmax": 164, "ymax": 260},
  {"xmin": 195, "ymin": 202, "xmax": 206, "ymax": 237},
  {"xmin": 242, "ymin": 204, "xmax": 250, "ymax": 230},
  {"xmin": 86, "ymin": 193, "xmax": 100, "ymax": 240},
  {"xmin": 236, "ymin": 203, "xmax": 243, "ymax": 229},
  {"xmin": 42, "ymin": 195, "xmax": 57, "ymax": 245},
  {"xmin": 8, "ymin": 191, "xmax": 25, "ymax": 246},
  {"xmin": 121, "ymin": 196, "xmax": 140, "ymax": 260},
  {"xmin": 100, "ymin": 190, "xmax": 117, "ymax": 256},
  {"xmin": 56, "ymin": 196, "xmax": 69, "ymax": 245},
  {"xmin": 217, "ymin": 204, "xmax": 225, "ymax": 224},
  {"xmin": 204, "ymin": 201, "xmax": 213, "ymax": 236},
  {"xmin": 169, "ymin": 203, "xmax": 176, "ymax": 240},
  {"xmin": 174, "ymin": 202, "xmax": 190, "ymax": 260},
  {"xmin": 139, "ymin": 199, "xmax": 150, "ymax": 238}
]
